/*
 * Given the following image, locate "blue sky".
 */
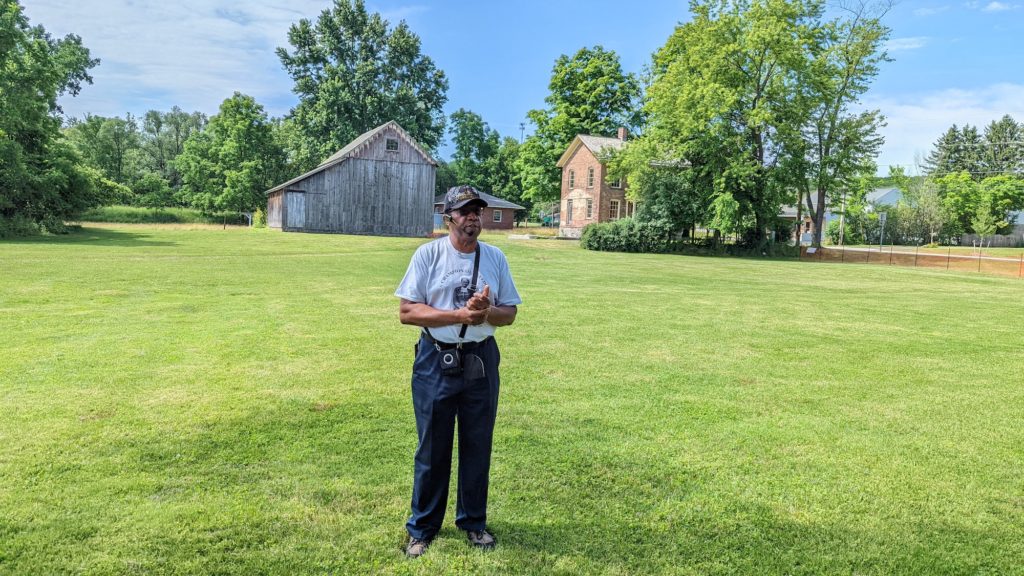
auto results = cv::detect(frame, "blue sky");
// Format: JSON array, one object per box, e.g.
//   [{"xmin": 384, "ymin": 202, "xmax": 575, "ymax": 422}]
[{"xmin": 23, "ymin": 1, "xmax": 1024, "ymax": 174}]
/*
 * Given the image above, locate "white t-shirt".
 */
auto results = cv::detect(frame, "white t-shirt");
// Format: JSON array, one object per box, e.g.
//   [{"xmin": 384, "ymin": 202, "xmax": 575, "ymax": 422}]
[{"xmin": 395, "ymin": 236, "xmax": 522, "ymax": 343}]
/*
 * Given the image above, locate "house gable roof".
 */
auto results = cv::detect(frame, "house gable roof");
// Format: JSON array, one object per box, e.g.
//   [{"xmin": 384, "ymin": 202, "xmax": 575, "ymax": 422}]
[
  {"xmin": 432, "ymin": 190, "xmax": 526, "ymax": 211},
  {"xmin": 266, "ymin": 120, "xmax": 436, "ymax": 194},
  {"xmin": 555, "ymin": 134, "xmax": 626, "ymax": 168}
]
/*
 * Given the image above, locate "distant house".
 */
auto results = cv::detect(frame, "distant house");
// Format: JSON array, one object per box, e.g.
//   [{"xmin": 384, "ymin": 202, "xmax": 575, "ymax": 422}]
[
  {"xmin": 432, "ymin": 189, "xmax": 526, "ymax": 231},
  {"xmin": 780, "ymin": 187, "xmax": 903, "ymax": 242},
  {"xmin": 265, "ymin": 121, "xmax": 436, "ymax": 237},
  {"xmin": 555, "ymin": 128, "xmax": 634, "ymax": 238}
]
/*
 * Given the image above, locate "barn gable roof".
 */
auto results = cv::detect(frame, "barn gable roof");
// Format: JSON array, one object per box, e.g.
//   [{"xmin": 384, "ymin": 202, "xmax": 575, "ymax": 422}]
[
  {"xmin": 555, "ymin": 134, "xmax": 627, "ymax": 168},
  {"xmin": 266, "ymin": 120, "xmax": 436, "ymax": 194}
]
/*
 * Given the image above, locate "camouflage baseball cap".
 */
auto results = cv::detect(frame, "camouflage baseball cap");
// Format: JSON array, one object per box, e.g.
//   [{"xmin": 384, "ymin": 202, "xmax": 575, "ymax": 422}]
[{"xmin": 443, "ymin": 185, "xmax": 488, "ymax": 213}]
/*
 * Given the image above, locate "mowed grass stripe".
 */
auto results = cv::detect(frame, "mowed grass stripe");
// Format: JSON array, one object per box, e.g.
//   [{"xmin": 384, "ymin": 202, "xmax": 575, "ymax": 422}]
[{"xmin": 1, "ymin": 224, "xmax": 1023, "ymax": 575}]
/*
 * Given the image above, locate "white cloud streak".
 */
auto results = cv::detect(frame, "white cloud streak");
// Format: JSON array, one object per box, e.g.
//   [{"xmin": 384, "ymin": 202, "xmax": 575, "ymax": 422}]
[{"xmin": 884, "ymin": 37, "xmax": 929, "ymax": 51}]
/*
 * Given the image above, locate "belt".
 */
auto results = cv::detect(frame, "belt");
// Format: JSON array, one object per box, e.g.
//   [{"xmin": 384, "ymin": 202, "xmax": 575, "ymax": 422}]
[{"xmin": 421, "ymin": 330, "xmax": 492, "ymax": 351}]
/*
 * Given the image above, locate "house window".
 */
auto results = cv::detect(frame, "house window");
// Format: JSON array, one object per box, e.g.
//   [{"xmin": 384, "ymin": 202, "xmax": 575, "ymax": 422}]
[
  {"xmin": 610, "ymin": 178, "xmax": 622, "ymax": 189},
  {"xmin": 493, "ymin": 209, "xmax": 502, "ymax": 223},
  {"xmin": 609, "ymin": 200, "xmax": 620, "ymax": 221},
  {"xmin": 566, "ymin": 199, "xmax": 573, "ymax": 224},
  {"xmin": 568, "ymin": 170, "xmax": 575, "ymax": 188},
  {"xmin": 587, "ymin": 167, "xmax": 595, "ymax": 188},
  {"xmin": 586, "ymin": 198, "xmax": 593, "ymax": 219},
  {"xmin": 385, "ymin": 138, "xmax": 399, "ymax": 152},
  {"xmin": 626, "ymin": 201, "xmax": 634, "ymax": 217}
]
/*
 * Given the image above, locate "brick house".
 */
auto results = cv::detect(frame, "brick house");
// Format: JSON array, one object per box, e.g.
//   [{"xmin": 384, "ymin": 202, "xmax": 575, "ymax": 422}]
[
  {"xmin": 555, "ymin": 128, "xmax": 635, "ymax": 238},
  {"xmin": 432, "ymin": 189, "xmax": 526, "ymax": 230}
]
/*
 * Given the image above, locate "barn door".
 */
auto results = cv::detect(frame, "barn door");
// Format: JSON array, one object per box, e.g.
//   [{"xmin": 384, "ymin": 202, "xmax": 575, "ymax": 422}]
[{"xmin": 285, "ymin": 192, "xmax": 305, "ymax": 229}]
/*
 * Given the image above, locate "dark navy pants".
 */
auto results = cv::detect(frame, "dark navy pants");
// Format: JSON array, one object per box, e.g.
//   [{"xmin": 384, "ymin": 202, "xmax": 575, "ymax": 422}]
[{"xmin": 406, "ymin": 333, "xmax": 501, "ymax": 540}]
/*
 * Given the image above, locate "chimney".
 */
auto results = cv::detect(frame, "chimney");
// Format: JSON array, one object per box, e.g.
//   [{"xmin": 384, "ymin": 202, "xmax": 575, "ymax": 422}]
[{"xmin": 616, "ymin": 127, "xmax": 628, "ymax": 141}]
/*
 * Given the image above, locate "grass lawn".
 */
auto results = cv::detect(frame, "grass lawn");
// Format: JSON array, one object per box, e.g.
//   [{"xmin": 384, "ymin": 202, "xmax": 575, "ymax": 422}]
[{"xmin": 2, "ymin": 224, "xmax": 1023, "ymax": 575}]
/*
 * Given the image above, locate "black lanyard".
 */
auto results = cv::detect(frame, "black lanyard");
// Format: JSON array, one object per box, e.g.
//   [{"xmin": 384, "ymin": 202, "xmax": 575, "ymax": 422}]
[{"xmin": 457, "ymin": 244, "xmax": 482, "ymax": 342}]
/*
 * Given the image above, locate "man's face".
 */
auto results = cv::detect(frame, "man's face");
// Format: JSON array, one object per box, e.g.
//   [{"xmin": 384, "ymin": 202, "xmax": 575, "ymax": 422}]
[{"xmin": 448, "ymin": 204, "xmax": 483, "ymax": 236}]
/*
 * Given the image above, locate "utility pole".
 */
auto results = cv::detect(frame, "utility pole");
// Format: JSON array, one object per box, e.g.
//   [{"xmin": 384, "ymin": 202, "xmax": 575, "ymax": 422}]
[{"xmin": 519, "ymin": 122, "xmax": 525, "ymax": 143}]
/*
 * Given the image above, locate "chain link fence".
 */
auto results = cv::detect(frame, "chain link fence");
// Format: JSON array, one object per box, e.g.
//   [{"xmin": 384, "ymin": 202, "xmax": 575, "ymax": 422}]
[{"xmin": 800, "ymin": 245, "xmax": 1024, "ymax": 278}]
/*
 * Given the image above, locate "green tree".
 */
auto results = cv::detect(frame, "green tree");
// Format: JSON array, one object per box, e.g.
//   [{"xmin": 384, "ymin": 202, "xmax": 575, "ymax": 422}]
[
  {"xmin": 447, "ymin": 108, "xmax": 500, "ymax": 189},
  {"xmin": 982, "ymin": 115, "xmax": 1023, "ymax": 176},
  {"xmin": 65, "ymin": 113, "xmax": 142, "ymax": 186},
  {"xmin": 636, "ymin": 0, "xmax": 822, "ymax": 247},
  {"xmin": 934, "ymin": 171, "xmax": 978, "ymax": 238},
  {"xmin": 177, "ymin": 93, "xmax": 288, "ymax": 214},
  {"xmin": 277, "ymin": 0, "xmax": 448, "ymax": 170},
  {"xmin": 978, "ymin": 174, "xmax": 1024, "ymax": 233},
  {"xmin": 518, "ymin": 46, "xmax": 642, "ymax": 203},
  {"xmin": 971, "ymin": 198, "xmax": 997, "ymax": 247},
  {"xmin": 801, "ymin": 2, "xmax": 890, "ymax": 246},
  {"xmin": 137, "ymin": 107, "xmax": 206, "ymax": 188},
  {"xmin": 0, "ymin": 0, "xmax": 100, "ymax": 235}
]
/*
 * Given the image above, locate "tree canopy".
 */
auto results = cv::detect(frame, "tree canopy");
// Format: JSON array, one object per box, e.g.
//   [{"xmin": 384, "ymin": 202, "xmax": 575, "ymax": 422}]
[
  {"xmin": 616, "ymin": 0, "xmax": 889, "ymax": 248},
  {"xmin": 518, "ymin": 46, "xmax": 642, "ymax": 204},
  {"xmin": 277, "ymin": 0, "xmax": 448, "ymax": 171},
  {"xmin": 176, "ymin": 93, "xmax": 288, "ymax": 214},
  {"xmin": 0, "ymin": 0, "xmax": 100, "ymax": 235}
]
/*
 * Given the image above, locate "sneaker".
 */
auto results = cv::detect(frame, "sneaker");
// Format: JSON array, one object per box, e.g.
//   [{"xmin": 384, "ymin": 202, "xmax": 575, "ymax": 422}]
[
  {"xmin": 465, "ymin": 529, "xmax": 496, "ymax": 550},
  {"xmin": 405, "ymin": 536, "xmax": 431, "ymax": 559}
]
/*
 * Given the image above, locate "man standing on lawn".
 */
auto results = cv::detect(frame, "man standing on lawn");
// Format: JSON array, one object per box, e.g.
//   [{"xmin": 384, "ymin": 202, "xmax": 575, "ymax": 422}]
[{"xmin": 395, "ymin": 185, "xmax": 521, "ymax": 558}]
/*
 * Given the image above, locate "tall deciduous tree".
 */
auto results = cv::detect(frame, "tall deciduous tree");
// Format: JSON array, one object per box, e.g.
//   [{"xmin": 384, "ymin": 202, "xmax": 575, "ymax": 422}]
[
  {"xmin": 277, "ymin": 0, "xmax": 448, "ymax": 170},
  {"xmin": 518, "ymin": 46, "xmax": 642, "ymax": 203},
  {"xmin": 802, "ymin": 1, "xmax": 890, "ymax": 246},
  {"xmin": 637, "ymin": 0, "xmax": 822, "ymax": 247},
  {"xmin": 177, "ymin": 93, "xmax": 288, "ymax": 214},
  {"xmin": 1, "ymin": 0, "xmax": 99, "ymax": 235},
  {"xmin": 447, "ymin": 108, "xmax": 501, "ymax": 190}
]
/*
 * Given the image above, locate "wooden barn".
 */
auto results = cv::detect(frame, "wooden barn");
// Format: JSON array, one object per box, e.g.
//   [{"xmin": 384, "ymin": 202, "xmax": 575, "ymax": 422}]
[{"xmin": 266, "ymin": 121, "xmax": 436, "ymax": 236}]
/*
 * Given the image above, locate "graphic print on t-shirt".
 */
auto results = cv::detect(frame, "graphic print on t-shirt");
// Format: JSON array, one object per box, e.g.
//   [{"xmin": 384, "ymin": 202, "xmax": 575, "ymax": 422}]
[{"xmin": 454, "ymin": 276, "xmax": 473, "ymax": 307}]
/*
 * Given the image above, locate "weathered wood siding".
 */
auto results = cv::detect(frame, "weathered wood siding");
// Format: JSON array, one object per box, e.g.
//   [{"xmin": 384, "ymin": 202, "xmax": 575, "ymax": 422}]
[
  {"xmin": 267, "ymin": 192, "xmax": 283, "ymax": 228},
  {"xmin": 349, "ymin": 125, "xmax": 427, "ymax": 164},
  {"xmin": 284, "ymin": 159, "xmax": 433, "ymax": 236},
  {"xmin": 285, "ymin": 192, "xmax": 306, "ymax": 229}
]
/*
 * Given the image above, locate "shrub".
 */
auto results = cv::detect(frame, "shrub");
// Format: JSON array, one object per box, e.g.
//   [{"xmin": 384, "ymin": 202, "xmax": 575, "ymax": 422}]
[
  {"xmin": 77, "ymin": 205, "xmax": 248, "ymax": 225},
  {"xmin": 580, "ymin": 218, "xmax": 675, "ymax": 253},
  {"xmin": 253, "ymin": 207, "xmax": 267, "ymax": 228}
]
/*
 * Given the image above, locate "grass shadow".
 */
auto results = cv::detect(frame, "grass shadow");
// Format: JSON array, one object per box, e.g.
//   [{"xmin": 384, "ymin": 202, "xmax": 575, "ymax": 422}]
[{"xmin": 1, "ymin": 226, "xmax": 177, "ymax": 248}]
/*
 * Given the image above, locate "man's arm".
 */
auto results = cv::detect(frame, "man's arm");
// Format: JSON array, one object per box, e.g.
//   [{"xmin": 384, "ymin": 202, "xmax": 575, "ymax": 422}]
[
  {"xmin": 484, "ymin": 305, "xmax": 517, "ymax": 327},
  {"xmin": 399, "ymin": 299, "xmax": 488, "ymax": 327}
]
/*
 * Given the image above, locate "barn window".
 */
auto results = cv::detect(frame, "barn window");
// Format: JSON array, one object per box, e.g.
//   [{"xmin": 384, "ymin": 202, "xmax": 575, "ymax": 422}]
[
  {"xmin": 568, "ymin": 170, "xmax": 575, "ymax": 188},
  {"xmin": 587, "ymin": 167, "xmax": 595, "ymax": 188},
  {"xmin": 386, "ymin": 138, "xmax": 399, "ymax": 152},
  {"xmin": 586, "ymin": 198, "xmax": 593, "ymax": 219},
  {"xmin": 609, "ymin": 200, "xmax": 620, "ymax": 221},
  {"xmin": 493, "ymin": 209, "xmax": 502, "ymax": 223}
]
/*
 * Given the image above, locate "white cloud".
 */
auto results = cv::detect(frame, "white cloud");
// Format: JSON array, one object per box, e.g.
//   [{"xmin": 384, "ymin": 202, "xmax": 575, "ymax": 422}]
[
  {"xmin": 22, "ymin": 1, "xmax": 429, "ymax": 120},
  {"xmin": 863, "ymin": 83, "xmax": 1024, "ymax": 173},
  {"xmin": 885, "ymin": 37, "xmax": 929, "ymax": 51},
  {"xmin": 913, "ymin": 6, "xmax": 950, "ymax": 16},
  {"xmin": 983, "ymin": 1, "xmax": 1013, "ymax": 10}
]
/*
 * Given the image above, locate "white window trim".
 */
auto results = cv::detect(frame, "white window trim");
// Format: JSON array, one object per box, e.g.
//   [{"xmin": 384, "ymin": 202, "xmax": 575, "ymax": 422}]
[
  {"xmin": 568, "ymin": 170, "xmax": 575, "ymax": 188},
  {"xmin": 493, "ymin": 209, "xmax": 502, "ymax": 223},
  {"xmin": 587, "ymin": 167, "xmax": 595, "ymax": 188},
  {"xmin": 609, "ymin": 200, "xmax": 620, "ymax": 221},
  {"xmin": 586, "ymin": 198, "xmax": 593, "ymax": 219},
  {"xmin": 566, "ymin": 199, "xmax": 573, "ymax": 224}
]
